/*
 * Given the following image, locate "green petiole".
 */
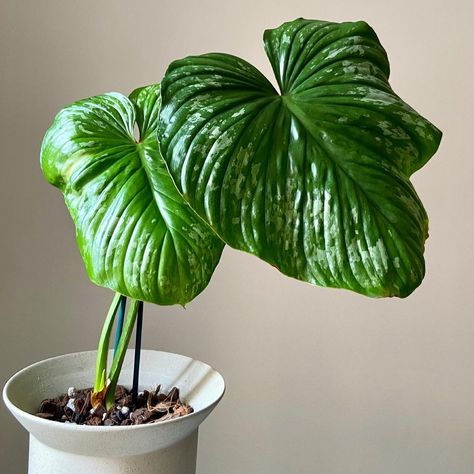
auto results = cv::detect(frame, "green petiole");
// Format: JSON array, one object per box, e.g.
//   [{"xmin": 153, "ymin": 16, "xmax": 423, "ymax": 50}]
[
  {"xmin": 93, "ymin": 292, "xmax": 122, "ymax": 393},
  {"xmin": 104, "ymin": 300, "xmax": 139, "ymax": 409},
  {"xmin": 92, "ymin": 294, "xmax": 140, "ymax": 410}
]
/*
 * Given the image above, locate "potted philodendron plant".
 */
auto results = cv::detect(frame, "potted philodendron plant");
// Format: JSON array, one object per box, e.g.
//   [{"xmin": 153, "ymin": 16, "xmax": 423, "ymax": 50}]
[
  {"xmin": 3, "ymin": 18, "xmax": 441, "ymax": 474},
  {"xmin": 4, "ymin": 85, "xmax": 226, "ymax": 473}
]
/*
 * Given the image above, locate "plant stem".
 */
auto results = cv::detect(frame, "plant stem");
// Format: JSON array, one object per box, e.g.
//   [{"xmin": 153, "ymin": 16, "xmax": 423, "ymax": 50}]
[
  {"xmin": 104, "ymin": 299, "xmax": 140, "ymax": 409},
  {"xmin": 93, "ymin": 292, "xmax": 122, "ymax": 393},
  {"xmin": 113, "ymin": 296, "xmax": 127, "ymax": 354},
  {"xmin": 132, "ymin": 301, "xmax": 144, "ymax": 405}
]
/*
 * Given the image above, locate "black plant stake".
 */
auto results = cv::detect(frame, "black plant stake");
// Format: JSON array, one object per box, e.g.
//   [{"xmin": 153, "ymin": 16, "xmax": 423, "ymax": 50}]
[{"xmin": 132, "ymin": 301, "xmax": 144, "ymax": 405}]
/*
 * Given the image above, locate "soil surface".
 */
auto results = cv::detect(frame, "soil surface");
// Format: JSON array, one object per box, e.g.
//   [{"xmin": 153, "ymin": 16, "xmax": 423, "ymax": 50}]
[{"xmin": 36, "ymin": 385, "xmax": 193, "ymax": 426}]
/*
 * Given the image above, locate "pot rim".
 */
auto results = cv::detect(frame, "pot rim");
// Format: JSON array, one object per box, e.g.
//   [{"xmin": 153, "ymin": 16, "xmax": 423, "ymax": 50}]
[{"xmin": 3, "ymin": 349, "xmax": 226, "ymax": 433}]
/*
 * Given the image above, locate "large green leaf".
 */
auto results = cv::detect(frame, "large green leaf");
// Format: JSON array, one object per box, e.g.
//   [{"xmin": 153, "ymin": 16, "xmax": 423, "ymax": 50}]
[
  {"xmin": 157, "ymin": 18, "xmax": 442, "ymax": 298},
  {"xmin": 41, "ymin": 84, "xmax": 224, "ymax": 305}
]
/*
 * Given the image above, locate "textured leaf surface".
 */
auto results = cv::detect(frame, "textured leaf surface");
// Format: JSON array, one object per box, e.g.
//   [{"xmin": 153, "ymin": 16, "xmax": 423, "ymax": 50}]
[
  {"xmin": 158, "ymin": 18, "xmax": 442, "ymax": 297},
  {"xmin": 41, "ymin": 85, "xmax": 224, "ymax": 305}
]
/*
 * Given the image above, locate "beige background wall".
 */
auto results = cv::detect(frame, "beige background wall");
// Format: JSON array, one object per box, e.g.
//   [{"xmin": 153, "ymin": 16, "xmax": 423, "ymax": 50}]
[{"xmin": 1, "ymin": 0, "xmax": 473, "ymax": 472}]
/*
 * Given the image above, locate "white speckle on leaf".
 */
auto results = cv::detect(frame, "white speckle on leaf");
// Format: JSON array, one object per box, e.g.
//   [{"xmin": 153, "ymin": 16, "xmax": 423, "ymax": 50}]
[
  {"xmin": 281, "ymin": 32, "xmax": 291, "ymax": 45},
  {"xmin": 360, "ymin": 89, "xmax": 398, "ymax": 106},
  {"xmin": 325, "ymin": 47, "xmax": 344, "ymax": 60},
  {"xmin": 231, "ymin": 108, "xmax": 245, "ymax": 118},
  {"xmin": 351, "ymin": 207, "xmax": 359, "ymax": 224},
  {"xmin": 415, "ymin": 126, "xmax": 426, "ymax": 138},
  {"xmin": 373, "ymin": 238, "xmax": 388, "ymax": 271},
  {"xmin": 350, "ymin": 45, "xmax": 365, "ymax": 56}
]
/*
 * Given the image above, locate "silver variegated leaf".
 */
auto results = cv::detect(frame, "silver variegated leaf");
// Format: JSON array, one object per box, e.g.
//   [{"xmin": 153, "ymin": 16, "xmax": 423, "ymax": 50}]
[
  {"xmin": 157, "ymin": 19, "xmax": 442, "ymax": 297},
  {"xmin": 41, "ymin": 84, "xmax": 224, "ymax": 305}
]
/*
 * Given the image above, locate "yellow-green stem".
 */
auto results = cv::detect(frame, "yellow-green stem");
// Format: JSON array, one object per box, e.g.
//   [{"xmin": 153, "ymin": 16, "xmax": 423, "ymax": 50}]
[
  {"xmin": 93, "ymin": 293, "xmax": 122, "ymax": 393},
  {"xmin": 104, "ymin": 299, "xmax": 140, "ymax": 409}
]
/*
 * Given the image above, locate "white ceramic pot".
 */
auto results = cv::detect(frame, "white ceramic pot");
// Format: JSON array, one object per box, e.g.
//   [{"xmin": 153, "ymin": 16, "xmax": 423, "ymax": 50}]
[{"xmin": 3, "ymin": 350, "xmax": 225, "ymax": 474}]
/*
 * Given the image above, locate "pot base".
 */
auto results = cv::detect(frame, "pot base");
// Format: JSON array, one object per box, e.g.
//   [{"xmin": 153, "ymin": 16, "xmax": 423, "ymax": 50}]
[{"xmin": 29, "ymin": 430, "xmax": 198, "ymax": 474}]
